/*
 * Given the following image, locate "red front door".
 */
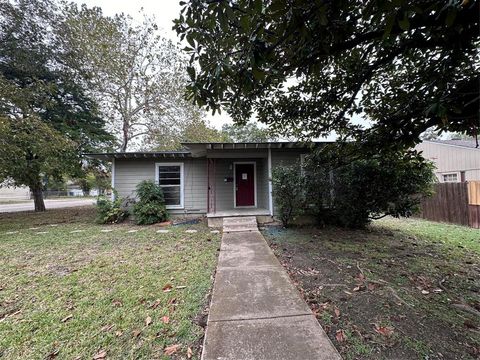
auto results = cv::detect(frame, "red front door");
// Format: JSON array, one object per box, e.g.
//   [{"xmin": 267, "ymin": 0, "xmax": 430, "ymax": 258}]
[{"xmin": 235, "ymin": 163, "xmax": 255, "ymax": 206}]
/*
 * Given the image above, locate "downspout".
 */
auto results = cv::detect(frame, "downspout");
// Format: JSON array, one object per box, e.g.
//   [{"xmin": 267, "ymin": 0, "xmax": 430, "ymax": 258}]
[{"xmin": 268, "ymin": 148, "xmax": 273, "ymax": 216}]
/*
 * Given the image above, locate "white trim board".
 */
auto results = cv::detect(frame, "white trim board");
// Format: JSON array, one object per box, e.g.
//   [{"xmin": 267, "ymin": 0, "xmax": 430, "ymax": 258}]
[
  {"xmin": 233, "ymin": 161, "xmax": 257, "ymax": 208},
  {"xmin": 155, "ymin": 162, "xmax": 185, "ymax": 209},
  {"xmin": 268, "ymin": 148, "xmax": 273, "ymax": 216},
  {"xmin": 111, "ymin": 158, "xmax": 116, "ymax": 201}
]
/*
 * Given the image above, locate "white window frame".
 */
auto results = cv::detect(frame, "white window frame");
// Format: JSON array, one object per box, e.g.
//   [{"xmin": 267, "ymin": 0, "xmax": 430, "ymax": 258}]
[
  {"xmin": 442, "ymin": 173, "xmax": 458, "ymax": 183},
  {"xmin": 233, "ymin": 161, "xmax": 257, "ymax": 208},
  {"xmin": 155, "ymin": 162, "xmax": 184, "ymax": 209}
]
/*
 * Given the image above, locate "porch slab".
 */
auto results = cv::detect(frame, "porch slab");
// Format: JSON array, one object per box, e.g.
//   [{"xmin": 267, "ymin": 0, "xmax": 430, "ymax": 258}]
[{"xmin": 203, "ymin": 315, "xmax": 341, "ymax": 360}]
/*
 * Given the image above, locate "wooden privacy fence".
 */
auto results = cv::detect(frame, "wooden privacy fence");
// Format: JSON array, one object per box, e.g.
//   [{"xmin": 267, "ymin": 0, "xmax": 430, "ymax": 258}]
[{"xmin": 419, "ymin": 181, "xmax": 480, "ymax": 228}]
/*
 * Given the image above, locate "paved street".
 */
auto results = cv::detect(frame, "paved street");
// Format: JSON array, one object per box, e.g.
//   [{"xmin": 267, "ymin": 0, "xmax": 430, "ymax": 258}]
[{"xmin": 0, "ymin": 198, "xmax": 95, "ymax": 213}]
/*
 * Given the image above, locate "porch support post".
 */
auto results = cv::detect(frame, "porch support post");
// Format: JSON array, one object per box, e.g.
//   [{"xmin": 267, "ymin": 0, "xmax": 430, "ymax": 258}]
[
  {"xmin": 111, "ymin": 157, "xmax": 116, "ymax": 201},
  {"xmin": 207, "ymin": 158, "xmax": 216, "ymax": 213},
  {"xmin": 268, "ymin": 148, "xmax": 273, "ymax": 216}
]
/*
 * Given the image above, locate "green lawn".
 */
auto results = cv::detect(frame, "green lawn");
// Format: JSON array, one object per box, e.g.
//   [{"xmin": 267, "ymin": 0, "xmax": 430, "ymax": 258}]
[
  {"xmin": 263, "ymin": 216, "xmax": 480, "ymax": 360},
  {"xmin": 0, "ymin": 207, "xmax": 221, "ymax": 359}
]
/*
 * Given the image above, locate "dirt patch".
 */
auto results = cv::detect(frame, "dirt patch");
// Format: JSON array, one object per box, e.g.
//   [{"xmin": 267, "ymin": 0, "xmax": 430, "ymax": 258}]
[{"xmin": 262, "ymin": 224, "xmax": 480, "ymax": 360}]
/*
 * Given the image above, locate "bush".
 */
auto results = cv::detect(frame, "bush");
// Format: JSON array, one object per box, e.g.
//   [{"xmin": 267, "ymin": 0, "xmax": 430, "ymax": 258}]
[
  {"xmin": 272, "ymin": 165, "xmax": 306, "ymax": 227},
  {"xmin": 95, "ymin": 190, "xmax": 130, "ymax": 224},
  {"xmin": 132, "ymin": 180, "xmax": 168, "ymax": 225},
  {"xmin": 303, "ymin": 146, "xmax": 435, "ymax": 228},
  {"xmin": 272, "ymin": 146, "xmax": 435, "ymax": 229}
]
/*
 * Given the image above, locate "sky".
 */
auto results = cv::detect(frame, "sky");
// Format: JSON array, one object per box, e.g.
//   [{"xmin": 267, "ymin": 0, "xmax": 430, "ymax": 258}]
[{"xmin": 72, "ymin": 0, "xmax": 234, "ymax": 129}]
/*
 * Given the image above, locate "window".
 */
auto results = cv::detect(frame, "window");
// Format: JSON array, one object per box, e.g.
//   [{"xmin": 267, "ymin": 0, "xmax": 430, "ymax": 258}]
[
  {"xmin": 155, "ymin": 163, "xmax": 184, "ymax": 209},
  {"xmin": 442, "ymin": 173, "xmax": 458, "ymax": 182}
]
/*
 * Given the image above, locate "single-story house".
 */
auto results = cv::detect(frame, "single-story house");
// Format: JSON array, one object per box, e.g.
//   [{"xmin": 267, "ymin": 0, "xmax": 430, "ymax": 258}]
[
  {"xmin": 88, "ymin": 142, "xmax": 318, "ymax": 225},
  {"xmin": 416, "ymin": 139, "xmax": 480, "ymax": 183}
]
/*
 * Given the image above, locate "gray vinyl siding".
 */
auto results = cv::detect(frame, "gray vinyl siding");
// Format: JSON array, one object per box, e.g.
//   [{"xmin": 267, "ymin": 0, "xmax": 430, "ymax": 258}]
[
  {"xmin": 113, "ymin": 148, "xmax": 310, "ymax": 217},
  {"xmin": 257, "ymin": 160, "xmax": 268, "ymax": 209},
  {"xmin": 213, "ymin": 159, "xmax": 233, "ymax": 211},
  {"xmin": 114, "ymin": 158, "xmax": 207, "ymax": 214},
  {"xmin": 212, "ymin": 158, "xmax": 268, "ymax": 211}
]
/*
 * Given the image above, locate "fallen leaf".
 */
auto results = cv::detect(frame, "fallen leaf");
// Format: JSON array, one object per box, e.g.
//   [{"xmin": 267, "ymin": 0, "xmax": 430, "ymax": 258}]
[
  {"xmin": 334, "ymin": 308, "xmax": 340, "ymax": 318},
  {"xmin": 353, "ymin": 286, "xmax": 361, "ymax": 292},
  {"xmin": 164, "ymin": 344, "xmax": 180, "ymax": 356},
  {"xmin": 374, "ymin": 324, "xmax": 394, "ymax": 337},
  {"xmin": 335, "ymin": 329, "xmax": 346, "ymax": 342},
  {"xmin": 145, "ymin": 316, "xmax": 152, "ymax": 326},
  {"xmin": 101, "ymin": 324, "xmax": 114, "ymax": 332},
  {"xmin": 421, "ymin": 290, "xmax": 430, "ymax": 295},
  {"xmin": 162, "ymin": 316, "xmax": 170, "ymax": 324},
  {"xmin": 61, "ymin": 314, "xmax": 73, "ymax": 323},
  {"xmin": 45, "ymin": 349, "xmax": 60, "ymax": 359},
  {"xmin": 132, "ymin": 329, "xmax": 142, "ymax": 337},
  {"xmin": 115, "ymin": 330, "xmax": 123, "ymax": 337},
  {"xmin": 367, "ymin": 283, "xmax": 376, "ymax": 291},
  {"xmin": 163, "ymin": 284, "xmax": 173, "ymax": 292},
  {"xmin": 93, "ymin": 350, "xmax": 107, "ymax": 359},
  {"xmin": 168, "ymin": 298, "xmax": 177, "ymax": 305},
  {"xmin": 112, "ymin": 299, "xmax": 122, "ymax": 307},
  {"xmin": 150, "ymin": 299, "xmax": 161, "ymax": 309},
  {"xmin": 187, "ymin": 347, "xmax": 193, "ymax": 358}
]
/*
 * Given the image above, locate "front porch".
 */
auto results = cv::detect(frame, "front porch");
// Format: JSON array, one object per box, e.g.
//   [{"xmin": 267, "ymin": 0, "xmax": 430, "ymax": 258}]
[{"xmin": 205, "ymin": 153, "xmax": 274, "ymax": 227}]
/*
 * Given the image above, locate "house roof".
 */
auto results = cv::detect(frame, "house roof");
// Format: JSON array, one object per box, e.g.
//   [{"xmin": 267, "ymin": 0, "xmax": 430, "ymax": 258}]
[
  {"xmin": 182, "ymin": 141, "xmax": 326, "ymax": 148},
  {"xmin": 425, "ymin": 139, "xmax": 480, "ymax": 149},
  {"xmin": 85, "ymin": 151, "xmax": 191, "ymax": 160},
  {"xmin": 85, "ymin": 141, "xmax": 328, "ymax": 160}
]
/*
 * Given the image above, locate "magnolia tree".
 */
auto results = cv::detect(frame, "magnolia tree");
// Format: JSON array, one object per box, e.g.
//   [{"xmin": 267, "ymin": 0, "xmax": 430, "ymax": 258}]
[{"xmin": 175, "ymin": 0, "xmax": 479, "ymax": 150}]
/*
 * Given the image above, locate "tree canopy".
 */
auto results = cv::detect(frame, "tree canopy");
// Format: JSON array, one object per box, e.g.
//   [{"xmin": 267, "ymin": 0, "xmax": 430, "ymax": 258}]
[
  {"xmin": 222, "ymin": 121, "xmax": 276, "ymax": 142},
  {"xmin": 62, "ymin": 5, "xmax": 217, "ymax": 152},
  {"xmin": 0, "ymin": 0, "xmax": 113, "ymax": 210},
  {"xmin": 174, "ymin": 0, "xmax": 479, "ymax": 149}
]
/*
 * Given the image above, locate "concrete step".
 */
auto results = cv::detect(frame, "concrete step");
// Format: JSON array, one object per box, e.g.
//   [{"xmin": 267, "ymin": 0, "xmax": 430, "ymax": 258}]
[{"xmin": 223, "ymin": 216, "xmax": 258, "ymax": 232}]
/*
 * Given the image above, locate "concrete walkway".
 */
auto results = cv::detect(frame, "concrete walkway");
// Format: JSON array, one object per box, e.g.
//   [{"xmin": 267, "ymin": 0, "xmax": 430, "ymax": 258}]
[{"xmin": 202, "ymin": 217, "xmax": 341, "ymax": 360}]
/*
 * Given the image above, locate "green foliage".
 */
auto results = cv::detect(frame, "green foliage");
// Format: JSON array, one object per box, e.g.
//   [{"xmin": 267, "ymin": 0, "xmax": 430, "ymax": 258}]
[
  {"xmin": 0, "ymin": 0, "xmax": 113, "ymax": 211},
  {"xmin": 222, "ymin": 122, "xmax": 276, "ymax": 142},
  {"xmin": 132, "ymin": 181, "xmax": 168, "ymax": 225},
  {"xmin": 62, "ymin": 5, "xmax": 201, "ymax": 152},
  {"xmin": 272, "ymin": 145, "xmax": 435, "ymax": 228},
  {"xmin": 0, "ymin": 116, "xmax": 77, "ymax": 210},
  {"xmin": 271, "ymin": 165, "xmax": 306, "ymax": 227},
  {"xmin": 303, "ymin": 146, "xmax": 436, "ymax": 228},
  {"xmin": 175, "ymin": 0, "xmax": 479, "ymax": 149},
  {"xmin": 151, "ymin": 115, "xmax": 230, "ymax": 150},
  {"xmin": 95, "ymin": 191, "xmax": 129, "ymax": 224}
]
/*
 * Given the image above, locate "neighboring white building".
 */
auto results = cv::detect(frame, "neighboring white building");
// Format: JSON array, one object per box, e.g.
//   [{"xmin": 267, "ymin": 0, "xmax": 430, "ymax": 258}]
[
  {"xmin": 0, "ymin": 185, "xmax": 30, "ymax": 200},
  {"xmin": 416, "ymin": 139, "xmax": 480, "ymax": 183}
]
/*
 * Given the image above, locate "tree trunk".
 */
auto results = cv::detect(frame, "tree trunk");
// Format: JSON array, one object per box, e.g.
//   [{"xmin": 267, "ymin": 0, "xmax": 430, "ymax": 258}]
[{"xmin": 31, "ymin": 184, "xmax": 46, "ymax": 212}]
